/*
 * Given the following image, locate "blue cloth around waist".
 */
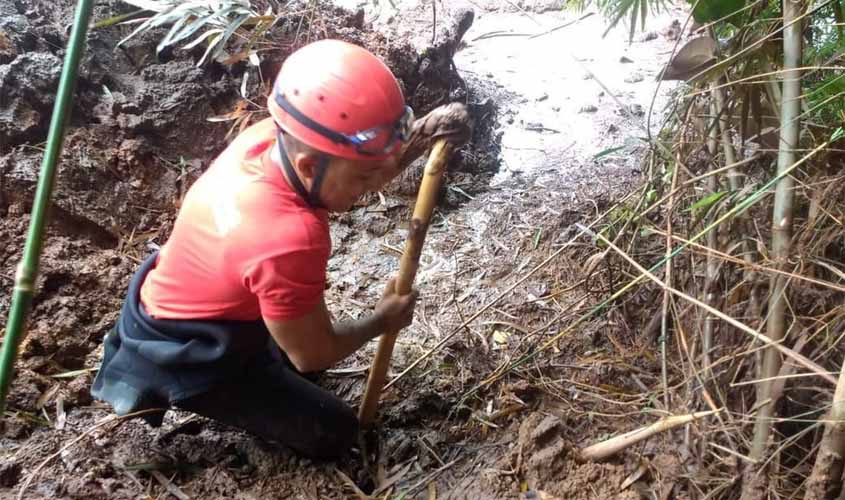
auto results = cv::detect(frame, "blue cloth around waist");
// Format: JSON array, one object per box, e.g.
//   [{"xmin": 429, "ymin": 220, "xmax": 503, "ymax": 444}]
[{"xmin": 91, "ymin": 252, "xmax": 271, "ymax": 420}]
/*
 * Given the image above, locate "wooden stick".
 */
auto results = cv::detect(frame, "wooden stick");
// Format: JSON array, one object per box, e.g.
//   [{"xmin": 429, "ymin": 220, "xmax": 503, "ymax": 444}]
[
  {"xmin": 358, "ymin": 139, "xmax": 452, "ymax": 427},
  {"xmin": 579, "ymin": 410, "xmax": 719, "ymax": 462}
]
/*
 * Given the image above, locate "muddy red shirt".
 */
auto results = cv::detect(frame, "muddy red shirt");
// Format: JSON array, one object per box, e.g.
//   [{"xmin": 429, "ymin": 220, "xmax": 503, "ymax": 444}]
[{"xmin": 140, "ymin": 118, "xmax": 330, "ymax": 321}]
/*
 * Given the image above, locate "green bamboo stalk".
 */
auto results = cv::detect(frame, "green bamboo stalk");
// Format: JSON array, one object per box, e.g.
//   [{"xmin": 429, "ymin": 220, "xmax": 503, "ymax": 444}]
[
  {"xmin": 702, "ymin": 96, "xmax": 720, "ymax": 382},
  {"xmin": 746, "ymin": 0, "xmax": 806, "ymax": 476},
  {"xmin": 0, "ymin": 0, "xmax": 94, "ymax": 414},
  {"xmin": 833, "ymin": 0, "xmax": 845, "ymax": 48}
]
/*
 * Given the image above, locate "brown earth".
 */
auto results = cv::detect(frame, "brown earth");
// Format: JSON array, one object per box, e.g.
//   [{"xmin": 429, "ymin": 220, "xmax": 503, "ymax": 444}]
[{"xmin": 1, "ymin": 0, "xmax": 696, "ymax": 498}]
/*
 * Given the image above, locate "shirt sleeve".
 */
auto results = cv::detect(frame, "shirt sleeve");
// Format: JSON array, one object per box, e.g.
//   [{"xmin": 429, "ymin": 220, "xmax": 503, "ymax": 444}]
[{"xmin": 243, "ymin": 247, "xmax": 329, "ymax": 321}]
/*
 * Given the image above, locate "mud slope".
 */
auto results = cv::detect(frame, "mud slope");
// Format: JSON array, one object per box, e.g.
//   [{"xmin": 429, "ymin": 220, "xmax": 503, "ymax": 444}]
[
  {"xmin": 2, "ymin": 0, "xmax": 690, "ymax": 498},
  {"xmin": 0, "ymin": 1, "xmax": 495, "ymax": 498}
]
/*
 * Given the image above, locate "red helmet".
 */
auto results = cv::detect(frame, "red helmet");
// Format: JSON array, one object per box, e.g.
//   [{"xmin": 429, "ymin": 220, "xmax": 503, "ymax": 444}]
[{"xmin": 268, "ymin": 39, "xmax": 413, "ymax": 161}]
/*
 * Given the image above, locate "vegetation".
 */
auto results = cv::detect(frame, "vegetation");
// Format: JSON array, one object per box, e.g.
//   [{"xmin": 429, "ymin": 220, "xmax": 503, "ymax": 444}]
[
  {"xmin": 556, "ymin": 0, "xmax": 845, "ymax": 496},
  {"xmin": 108, "ymin": 0, "xmax": 277, "ymax": 65}
]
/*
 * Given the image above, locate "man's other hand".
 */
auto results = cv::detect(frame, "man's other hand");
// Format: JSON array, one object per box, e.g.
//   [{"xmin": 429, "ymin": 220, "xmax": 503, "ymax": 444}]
[
  {"xmin": 375, "ymin": 277, "xmax": 419, "ymax": 333},
  {"xmin": 392, "ymin": 102, "xmax": 474, "ymax": 175},
  {"xmin": 416, "ymin": 102, "xmax": 473, "ymax": 147}
]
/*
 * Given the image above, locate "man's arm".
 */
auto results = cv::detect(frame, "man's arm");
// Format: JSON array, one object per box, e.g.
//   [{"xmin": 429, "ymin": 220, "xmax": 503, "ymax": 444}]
[{"xmin": 264, "ymin": 278, "xmax": 417, "ymax": 373}]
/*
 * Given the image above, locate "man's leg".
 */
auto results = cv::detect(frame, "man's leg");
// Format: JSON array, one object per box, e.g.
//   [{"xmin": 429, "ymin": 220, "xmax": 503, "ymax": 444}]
[{"xmin": 175, "ymin": 358, "xmax": 358, "ymax": 460}]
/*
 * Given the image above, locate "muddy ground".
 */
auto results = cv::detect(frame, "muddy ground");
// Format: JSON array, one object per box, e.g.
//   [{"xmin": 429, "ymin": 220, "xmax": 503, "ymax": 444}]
[{"xmin": 1, "ymin": 0, "xmax": 693, "ymax": 498}]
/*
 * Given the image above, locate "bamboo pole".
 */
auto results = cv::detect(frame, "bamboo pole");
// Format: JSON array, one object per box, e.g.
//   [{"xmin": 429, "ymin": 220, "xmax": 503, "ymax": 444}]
[
  {"xmin": 579, "ymin": 411, "xmax": 720, "ymax": 461},
  {"xmin": 804, "ymin": 358, "xmax": 845, "ymax": 500},
  {"xmin": 358, "ymin": 139, "xmax": 452, "ymax": 427},
  {"xmin": 703, "ymin": 95, "xmax": 721, "ymax": 382},
  {"xmin": 745, "ymin": 0, "xmax": 806, "ymax": 488},
  {"xmin": 0, "ymin": 0, "xmax": 95, "ymax": 414}
]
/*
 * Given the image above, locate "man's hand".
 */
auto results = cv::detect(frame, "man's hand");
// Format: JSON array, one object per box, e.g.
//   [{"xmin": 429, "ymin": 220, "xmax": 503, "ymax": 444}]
[
  {"xmin": 374, "ymin": 278, "xmax": 419, "ymax": 332},
  {"xmin": 415, "ymin": 102, "xmax": 473, "ymax": 146},
  {"xmin": 395, "ymin": 102, "xmax": 474, "ymax": 172}
]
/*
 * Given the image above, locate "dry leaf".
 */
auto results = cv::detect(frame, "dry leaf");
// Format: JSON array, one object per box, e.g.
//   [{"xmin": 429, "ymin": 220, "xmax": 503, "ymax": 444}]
[
  {"xmin": 660, "ymin": 37, "xmax": 717, "ymax": 81},
  {"xmin": 492, "ymin": 330, "xmax": 510, "ymax": 349},
  {"xmin": 620, "ymin": 460, "xmax": 650, "ymax": 490}
]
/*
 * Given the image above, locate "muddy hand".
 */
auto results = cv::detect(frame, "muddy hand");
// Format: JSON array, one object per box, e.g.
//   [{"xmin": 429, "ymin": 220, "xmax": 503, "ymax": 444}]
[
  {"xmin": 397, "ymin": 102, "xmax": 473, "ymax": 170},
  {"xmin": 416, "ymin": 102, "xmax": 473, "ymax": 146},
  {"xmin": 375, "ymin": 277, "xmax": 419, "ymax": 333}
]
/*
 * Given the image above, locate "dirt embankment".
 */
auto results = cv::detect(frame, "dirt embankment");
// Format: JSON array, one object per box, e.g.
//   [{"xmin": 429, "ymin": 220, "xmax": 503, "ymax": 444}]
[{"xmin": 0, "ymin": 1, "xmax": 499, "ymax": 498}]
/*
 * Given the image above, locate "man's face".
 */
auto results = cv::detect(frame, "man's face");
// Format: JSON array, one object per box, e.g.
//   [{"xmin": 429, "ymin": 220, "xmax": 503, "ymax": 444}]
[{"xmin": 294, "ymin": 153, "xmax": 399, "ymax": 212}]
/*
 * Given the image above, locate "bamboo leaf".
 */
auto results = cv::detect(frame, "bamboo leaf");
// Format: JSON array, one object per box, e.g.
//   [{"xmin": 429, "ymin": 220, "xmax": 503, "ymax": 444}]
[
  {"xmin": 115, "ymin": 0, "xmax": 259, "ymax": 65},
  {"xmin": 156, "ymin": 14, "xmax": 190, "ymax": 54},
  {"xmin": 688, "ymin": 0, "xmax": 746, "ymax": 23},
  {"xmin": 594, "ymin": 146, "xmax": 626, "ymax": 159},
  {"xmin": 197, "ymin": 32, "xmax": 224, "ymax": 66},
  {"xmin": 686, "ymin": 190, "xmax": 728, "ymax": 214},
  {"xmin": 166, "ymin": 13, "xmax": 216, "ymax": 47},
  {"xmin": 208, "ymin": 13, "xmax": 251, "ymax": 62},
  {"xmin": 183, "ymin": 28, "xmax": 223, "ymax": 50}
]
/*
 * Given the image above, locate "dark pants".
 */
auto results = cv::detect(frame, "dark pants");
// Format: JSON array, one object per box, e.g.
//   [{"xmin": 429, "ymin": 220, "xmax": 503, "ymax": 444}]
[
  {"xmin": 174, "ymin": 349, "xmax": 359, "ymax": 460},
  {"xmin": 92, "ymin": 253, "xmax": 358, "ymax": 460}
]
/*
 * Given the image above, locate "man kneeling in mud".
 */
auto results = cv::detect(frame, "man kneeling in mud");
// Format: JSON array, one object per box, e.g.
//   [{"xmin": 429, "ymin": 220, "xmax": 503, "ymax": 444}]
[{"xmin": 92, "ymin": 40, "xmax": 471, "ymax": 459}]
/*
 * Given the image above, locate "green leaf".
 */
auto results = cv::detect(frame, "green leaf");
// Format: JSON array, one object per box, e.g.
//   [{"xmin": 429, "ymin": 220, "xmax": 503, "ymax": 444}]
[
  {"xmin": 689, "ymin": 0, "xmax": 745, "ymax": 23},
  {"xmin": 208, "ymin": 12, "xmax": 251, "ymax": 62},
  {"xmin": 593, "ymin": 146, "xmax": 625, "ymax": 159},
  {"xmin": 533, "ymin": 228, "xmax": 543, "ymax": 249},
  {"xmin": 686, "ymin": 190, "xmax": 728, "ymax": 214}
]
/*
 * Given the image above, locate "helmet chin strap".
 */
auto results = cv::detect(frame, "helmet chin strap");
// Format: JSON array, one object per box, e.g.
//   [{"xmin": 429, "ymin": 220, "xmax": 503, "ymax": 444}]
[{"xmin": 277, "ymin": 132, "xmax": 328, "ymax": 209}]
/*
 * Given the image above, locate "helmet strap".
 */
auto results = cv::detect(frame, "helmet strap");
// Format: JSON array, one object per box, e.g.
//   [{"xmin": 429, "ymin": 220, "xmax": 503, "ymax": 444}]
[
  {"xmin": 277, "ymin": 132, "xmax": 327, "ymax": 209},
  {"xmin": 309, "ymin": 158, "xmax": 329, "ymax": 208}
]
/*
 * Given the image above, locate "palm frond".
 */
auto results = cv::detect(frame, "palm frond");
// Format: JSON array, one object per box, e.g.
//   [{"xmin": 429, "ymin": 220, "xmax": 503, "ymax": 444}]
[{"xmin": 116, "ymin": 0, "xmax": 269, "ymax": 66}]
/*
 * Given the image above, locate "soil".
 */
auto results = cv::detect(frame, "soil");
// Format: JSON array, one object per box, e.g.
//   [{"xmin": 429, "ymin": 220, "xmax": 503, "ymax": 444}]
[{"xmin": 1, "ymin": 0, "xmax": 695, "ymax": 498}]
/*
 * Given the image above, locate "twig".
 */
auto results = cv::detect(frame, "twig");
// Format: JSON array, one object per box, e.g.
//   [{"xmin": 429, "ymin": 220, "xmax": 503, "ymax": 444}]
[
  {"xmin": 647, "ymin": 228, "xmax": 845, "ymax": 293},
  {"xmin": 151, "ymin": 470, "xmax": 191, "ymax": 500},
  {"xmin": 472, "ymin": 30, "xmax": 534, "ymax": 41},
  {"xmin": 527, "ymin": 12, "xmax": 594, "ymax": 39},
  {"xmin": 458, "ymin": 137, "xmax": 834, "ymax": 404},
  {"xmin": 335, "ymin": 468, "xmax": 371, "ymax": 500},
  {"xmin": 661, "ymin": 148, "xmax": 680, "ymax": 409},
  {"xmin": 431, "ymin": 0, "xmax": 436, "ymax": 45},
  {"xmin": 399, "ymin": 458, "xmax": 460, "ymax": 498},
  {"xmin": 472, "ymin": 12, "xmax": 592, "ymax": 41}
]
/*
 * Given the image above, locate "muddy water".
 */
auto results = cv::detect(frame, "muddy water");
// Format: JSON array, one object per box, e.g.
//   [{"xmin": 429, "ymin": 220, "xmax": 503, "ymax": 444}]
[{"xmin": 455, "ymin": 9, "xmax": 682, "ymax": 182}]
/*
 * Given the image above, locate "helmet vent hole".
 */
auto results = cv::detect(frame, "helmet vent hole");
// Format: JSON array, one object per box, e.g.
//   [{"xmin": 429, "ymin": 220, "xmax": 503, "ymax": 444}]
[
  {"xmin": 340, "ymin": 112, "xmax": 348, "ymax": 120},
  {"xmin": 293, "ymin": 89, "xmax": 300, "ymax": 96},
  {"xmin": 318, "ymin": 95, "xmax": 325, "ymax": 101}
]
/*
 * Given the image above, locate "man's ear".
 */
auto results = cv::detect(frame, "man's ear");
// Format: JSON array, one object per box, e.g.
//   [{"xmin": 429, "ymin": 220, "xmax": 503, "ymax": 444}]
[{"xmin": 293, "ymin": 152, "xmax": 319, "ymax": 184}]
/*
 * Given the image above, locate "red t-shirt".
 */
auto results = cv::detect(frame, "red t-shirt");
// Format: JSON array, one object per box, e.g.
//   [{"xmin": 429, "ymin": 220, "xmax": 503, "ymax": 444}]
[{"xmin": 140, "ymin": 118, "xmax": 330, "ymax": 321}]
